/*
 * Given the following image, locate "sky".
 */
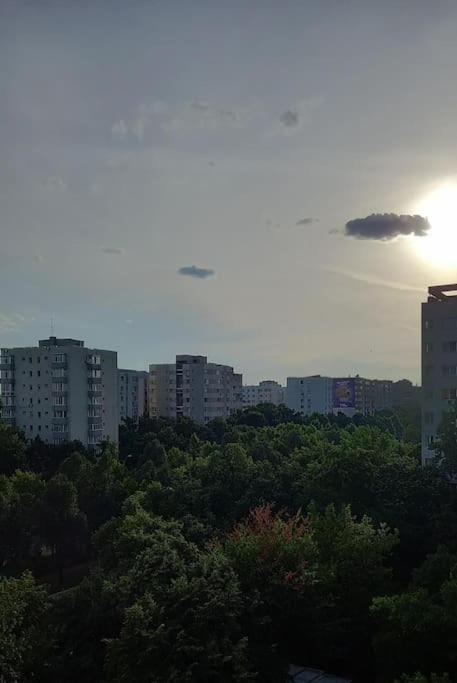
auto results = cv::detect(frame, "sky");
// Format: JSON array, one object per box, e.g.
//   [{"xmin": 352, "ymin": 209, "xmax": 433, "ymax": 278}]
[{"xmin": 3, "ymin": 0, "xmax": 457, "ymax": 383}]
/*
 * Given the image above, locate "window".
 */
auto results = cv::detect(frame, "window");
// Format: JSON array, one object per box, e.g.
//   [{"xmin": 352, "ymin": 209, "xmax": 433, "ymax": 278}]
[
  {"xmin": 443, "ymin": 365, "xmax": 457, "ymax": 376},
  {"xmin": 53, "ymin": 354, "xmax": 66, "ymax": 363},
  {"xmin": 29, "ymin": 370, "xmax": 33, "ymax": 377},
  {"xmin": 443, "ymin": 341, "xmax": 457, "ymax": 352},
  {"xmin": 28, "ymin": 357, "xmax": 32, "ymax": 363},
  {"xmin": 425, "ymin": 342, "xmax": 433, "ymax": 353},
  {"xmin": 37, "ymin": 370, "xmax": 40, "ymax": 377},
  {"xmin": 424, "ymin": 411, "xmax": 434, "ymax": 424},
  {"xmin": 425, "ymin": 320, "xmax": 433, "ymax": 329},
  {"xmin": 442, "ymin": 388, "xmax": 457, "ymax": 400}
]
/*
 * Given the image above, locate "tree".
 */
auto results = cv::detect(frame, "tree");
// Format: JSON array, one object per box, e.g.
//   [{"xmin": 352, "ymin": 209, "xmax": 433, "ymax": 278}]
[
  {"xmin": 371, "ymin": 548, "xmax": 457, "ymax": 680},
  {"xmin": 0, "ymin": 571, "xmax": 49, "ymax": 681},
  {"xmin": 40, "ymin": 473, "xmax": 87, "ymax": 584},
  {"xmin": 0, "ymin": 424, "xmax": 26, "ymax": 475},
  {"xmin": 105, "ymin": 551, "xmax": 253, "ymax": 682}
]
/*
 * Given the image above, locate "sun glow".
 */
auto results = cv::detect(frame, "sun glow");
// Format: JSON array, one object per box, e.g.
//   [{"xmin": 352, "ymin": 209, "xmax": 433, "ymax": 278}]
[{"xmin": 413, "ymin": 182, "xmax": 457, "ymax": 267}]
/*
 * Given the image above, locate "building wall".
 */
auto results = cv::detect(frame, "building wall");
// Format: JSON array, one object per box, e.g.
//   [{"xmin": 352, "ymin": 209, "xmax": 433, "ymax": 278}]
[
  {"xmin": 149, "ymin": 355, "xmax": 243, "ymax": 423},
  {"xmin": 148, "ymin": 364, "xmax": 176, "ymax": 418},
  {"xmin": 421, "ymin": 285, "xmax": 457, "ymax": 463},
  {"xmin": 242, "ymin": 380, "xmax": 285, "ymax": 407},
  {"xmin": 392, "ymin": 379, "xmax": 421, "ymax": 408},
  {"xmin": 0, "ymin": 337, "xmax": 118, "ymax": 448},
  {"xmin": 118, "ymin": 369, "xmax": 148, "ymax": 423},
  {"xmin": 286, "ymin": 376, "xmax": 333, "ymax": 415}
]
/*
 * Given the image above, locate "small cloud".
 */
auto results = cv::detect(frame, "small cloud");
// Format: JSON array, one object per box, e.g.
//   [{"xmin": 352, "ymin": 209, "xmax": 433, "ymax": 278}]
[
  {"xmin": 111, "ymin": 120, "xmax": 128, "ymax": 139},
  {"xmin": 190, "ymin": 101, "xmax": 210, "ymax": 111},
  {"xmin": 43, "ymin": 176, "xmax": 66, "ymax": 191},
  {"xmin": 328, "ymin": 228, "xmax": 340, "ymax": 235},
  {"xmin": 280, "ymin": 110, "xmax": 299, "ymax": 128},
  {"xmin": 296, "ymin": 217, "xmax": 317, "ymax": 226},
  {"xmin": 178, "ymin": 265, "xmax": 215, "ymax": 279},
  {"xmin": 102, "ymin": 247, "xmax": 124, "ymax": 255},
  {"xmin": 345, "ymin": 213, "xmax": 430, "ymax": 240}
]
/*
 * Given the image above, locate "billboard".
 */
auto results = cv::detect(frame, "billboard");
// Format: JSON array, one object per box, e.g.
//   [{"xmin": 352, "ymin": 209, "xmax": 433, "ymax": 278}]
[{"xmin": 333, "ymin": 378, "xmax": 356, "ymax": 409}]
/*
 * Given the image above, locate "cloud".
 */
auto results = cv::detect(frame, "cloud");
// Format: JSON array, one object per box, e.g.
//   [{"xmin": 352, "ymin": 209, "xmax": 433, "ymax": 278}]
[
  {"xmin": 102, "ymin": 247, "xmax": 124, "ymax": 255},
  {"xmin": 43, "ymin": 176, "xmax": 66, "ymax": 191},
  {"xmin": 296, "ymin": 217, "xmax": 317, "ymax": 226},
  {"xmin": 0, "ymin": 312, "xmax": 25, "ymax": 333},
  {"xmin": 280, "ymin": 110, "xmax": 299, "ymax": 127},
  {"xmin": 111, "ymin": 120, "xmax": 128, "ymax": 139},
  {"xmin": 190, "ymin": 101, "xmax": 210, "ymax": 112},
  {"xmin": 326, "ymin": 266, "xmax": 424, "ymax": 293},
  {"xmin": 345, "ymin": 213, "xmax": 430, "ymax": 240},
  {"xmin": 178, "ymin": 265, "xmax": 215, "ymax": 279}
]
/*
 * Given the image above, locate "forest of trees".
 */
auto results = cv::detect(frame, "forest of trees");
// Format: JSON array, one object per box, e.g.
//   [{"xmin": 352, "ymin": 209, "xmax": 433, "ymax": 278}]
[{"xmin": 1, "ymin": 403, "xmax": 456, "ymax": 682}]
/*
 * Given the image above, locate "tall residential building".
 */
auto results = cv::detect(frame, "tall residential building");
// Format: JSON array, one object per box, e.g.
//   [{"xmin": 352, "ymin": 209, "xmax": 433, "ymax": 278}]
[
  {"xmin": 286, "ymin": 376, "xmax": 333, "ymax": 416},
  {"xmin": 332, "ymin": 376, "xmax": 393, "ymax": 416},
  {"xmin": 149, "ymin": 355, "xmax": 243, "ymax": 423},
  {"xmin": 0, "ymin": 337, "xmax": 118, "ymax": 447},
  {"xmin": 421, "ymin": 283, "xmax": 457, "ymax": 464},
  {"xmin": 118, "ymin": 369, "xmax": 148, "ymax": 424},
  {"xmin": 242, "ymin": 380, "xmax": 285, "ymax": 408},
  {"xmin": 392, "ymin": 379, "xmax": 421, "ymax": 408}
]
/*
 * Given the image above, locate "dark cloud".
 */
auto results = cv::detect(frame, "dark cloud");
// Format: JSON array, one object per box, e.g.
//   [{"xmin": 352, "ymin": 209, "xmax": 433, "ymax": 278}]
[
  {"xmin": 296, "ymin": 217, "xmax": 317, "ymax": 226},
  {"xmin": 345, "ymin": 213, "xmax": 430, "ymax": 240},
  {"xmin": 102, "ymin": 247, "xmax": 124, "ymax": 255},
  {"xmin": 280, "ymin": 110, "xmax": 299, "ymax": 127},
  {"xmin": 178, "ymin": 265, "xmax": 215, "ymax": 279}
]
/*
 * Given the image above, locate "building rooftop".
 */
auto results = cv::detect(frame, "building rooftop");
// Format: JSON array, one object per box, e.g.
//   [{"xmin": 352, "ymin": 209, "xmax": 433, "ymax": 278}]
[
  {"xmin": 428, "ymin": 283, "xmax": 457, "ymax": 302},
  {"xmin": 39, "ymin": 337, "xmax": 84, "ymax": 348},
  {"xmin": 288, "ymin": 665, "xmax": 351, "ymax": 682}
]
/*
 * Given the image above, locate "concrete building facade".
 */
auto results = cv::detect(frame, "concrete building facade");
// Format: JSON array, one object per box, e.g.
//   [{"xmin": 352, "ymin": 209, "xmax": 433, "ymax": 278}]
[
  {"xmin": 0, "ymin": 337, "xmax": 118, "ymax": 447},
  {"xmin": 286, "ymin": 376, "xmax": 333, "ymax": 416},
  {"xmin": 242, "ymin": 380, "xmax": 285, "ymax": 408},
  {"xmin": 421, "ymin": 284, "xmax": 457, "ymax": 463},
  {"xmin": 118, "ymin": 369, "xmax": 148, "ymax": 424},
  {"xmin": 149, "ymin": 355, "xmax": 243, "ymax": 423}
]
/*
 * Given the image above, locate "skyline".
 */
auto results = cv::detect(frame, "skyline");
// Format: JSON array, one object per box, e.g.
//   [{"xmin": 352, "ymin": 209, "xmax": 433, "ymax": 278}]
[{"xmin": 4, "ymin": 1, "xmax": 457, "ymax": 383}]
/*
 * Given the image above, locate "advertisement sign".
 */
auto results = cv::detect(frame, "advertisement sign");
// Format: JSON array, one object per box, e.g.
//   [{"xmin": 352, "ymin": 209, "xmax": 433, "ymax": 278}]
[{"xmin": 333, "ymin": 378, "xmax": 356, "ymax": 409}]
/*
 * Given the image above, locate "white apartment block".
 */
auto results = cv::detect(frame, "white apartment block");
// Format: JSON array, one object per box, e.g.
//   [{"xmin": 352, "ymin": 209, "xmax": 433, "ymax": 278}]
[
  {"xmin": 149, "ymin": 355, "xmax": 243, "ymax": 423},
  {"xmin": 242, "ymin": 380, "xmax": 285, "ymax": 407},
  {"xmin": 0, "ymin": 337, "xmax": 118, "ymax": 447},
  {"xmin": 286, "ymin": 376, "xmax": 333, "ymax": 416},
  {"xmin": 118, "ymin": 369, "xmax": 148, "ymax": 424},
  {"xmin": 421, "ymin": 284, "xmax": 457, "ymax": 464}
]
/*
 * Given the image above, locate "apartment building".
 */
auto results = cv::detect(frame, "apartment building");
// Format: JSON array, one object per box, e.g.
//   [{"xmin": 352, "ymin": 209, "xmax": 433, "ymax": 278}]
[
  {"xmin": 242, "ymin": 380, "xmax": 285, "ymax": 408},
  {"xmin": 286, "ymin": 376, "xmax": 333, "ymax": 416},
  {"xmin": 333, "ymin": 376, "xmax": 393, "ymax": 416},
  {"xmin": 392, "ymin": 379, "xmax": 421, "ymax": 408},
  {"xmin": 421, "ymin": 283, "xmax": 457, "ymax": 463},
  {"xmin": 0, "ymin": 337, "xmax": 118, "ymax": 447},
  {"xmin": 149, "ymin": 355, "xmax": 243, "ymax": 423},
  {"xmin": 118, "ymin": 369, "xmax": 148, "ymax": 424}
]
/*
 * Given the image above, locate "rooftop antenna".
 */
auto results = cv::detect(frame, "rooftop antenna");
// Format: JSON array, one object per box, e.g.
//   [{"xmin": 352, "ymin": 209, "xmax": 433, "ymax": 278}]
[{"xmin": 50, "ymin": 316, "xmax": 55, "ymax": 337}]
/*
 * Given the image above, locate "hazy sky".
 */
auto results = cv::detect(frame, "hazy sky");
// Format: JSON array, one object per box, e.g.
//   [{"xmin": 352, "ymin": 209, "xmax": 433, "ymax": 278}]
[{"xmin": 3, "ymin": 0, "xmax": 457, "ymax": 383}]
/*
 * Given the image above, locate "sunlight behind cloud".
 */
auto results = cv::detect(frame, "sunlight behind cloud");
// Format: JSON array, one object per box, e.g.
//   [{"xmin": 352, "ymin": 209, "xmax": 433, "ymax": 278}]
[{"xmin": 412, "ymin": 181, "xmax": 457, "ymax": 267}]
